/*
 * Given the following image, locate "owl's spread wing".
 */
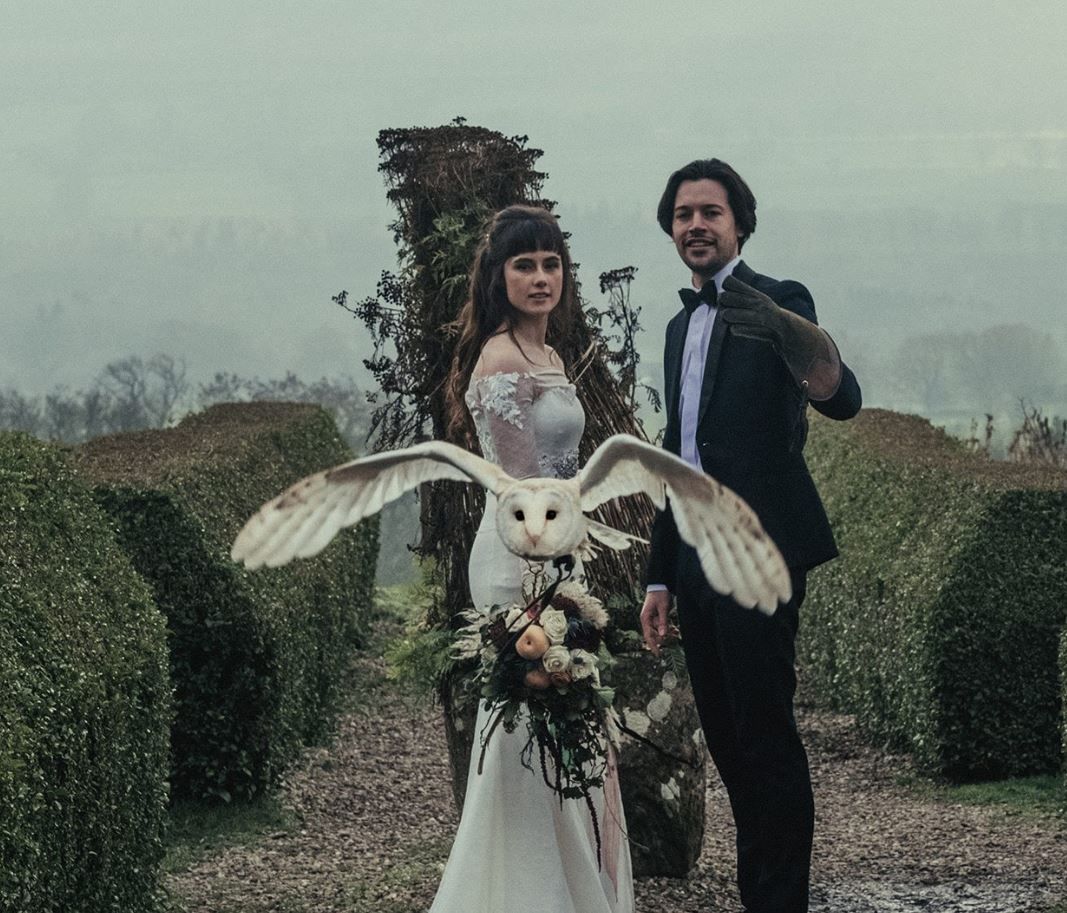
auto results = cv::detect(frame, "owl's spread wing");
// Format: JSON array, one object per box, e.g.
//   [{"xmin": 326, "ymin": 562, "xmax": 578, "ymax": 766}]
[
  {"xmin": 232, "ymin": 441, "xmax": 511, "ymax": 569},
  {"xmin": 577, "ymin": 434, "xmax": 791, "ymax": 613}
]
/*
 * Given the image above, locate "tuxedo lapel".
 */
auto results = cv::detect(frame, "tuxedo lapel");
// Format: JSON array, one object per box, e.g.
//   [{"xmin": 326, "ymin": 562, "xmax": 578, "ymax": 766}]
[
  {"xmin": 695, "ymin": 260, "xmax": 753, "ymax": 428},
  {"xmin": 696, "ymin": 314, "xmax": 728, "ymax": 428},
  {"xmin": 665, "ymin": 311, "xmax": 688, "ymax": 426},
  {"xmin": 731, "ymin": 260, "xmax": 757, "ymax": 285}
]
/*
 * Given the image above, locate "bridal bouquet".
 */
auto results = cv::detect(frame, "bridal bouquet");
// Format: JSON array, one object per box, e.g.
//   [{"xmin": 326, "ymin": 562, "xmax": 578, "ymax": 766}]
[{"xmin": 454, "ymin": 574, "xmax": 619, "ymax": 804}]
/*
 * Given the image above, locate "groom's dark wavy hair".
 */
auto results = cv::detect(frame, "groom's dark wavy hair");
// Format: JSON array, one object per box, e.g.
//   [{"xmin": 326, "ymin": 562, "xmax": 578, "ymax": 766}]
[
  {"xmin": 445, "ymin": 204, "xmax": 577, "ymax": 447},
  {"xmin": 656, "ymin": 158, "xmax": 758, "ymax": 251}
]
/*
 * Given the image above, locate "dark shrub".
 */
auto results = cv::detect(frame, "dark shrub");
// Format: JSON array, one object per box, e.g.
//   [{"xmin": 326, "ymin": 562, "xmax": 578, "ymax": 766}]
[
  {"xmin": 802, "ymin": 409, "xmax": 1067, "ymax": 780},
  {"xmin": 75, "ymin": 402, "xmax": 379, "ymax": 802},
  {"xmin": 0, "ymin": 432, "xmax": 170, "ymax": 913}
]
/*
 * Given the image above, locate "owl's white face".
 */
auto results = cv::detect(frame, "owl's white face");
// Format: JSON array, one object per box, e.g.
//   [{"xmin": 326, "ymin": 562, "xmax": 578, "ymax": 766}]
[{"xmin": 494, "ymin": 479, "xmax": 586, "ymax": 560}]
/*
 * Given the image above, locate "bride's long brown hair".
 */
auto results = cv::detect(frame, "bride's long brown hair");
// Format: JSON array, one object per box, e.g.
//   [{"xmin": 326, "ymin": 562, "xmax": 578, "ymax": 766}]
[{"xmin": 445, "ymin": 205, "xmax": 577, "ymax": 447}]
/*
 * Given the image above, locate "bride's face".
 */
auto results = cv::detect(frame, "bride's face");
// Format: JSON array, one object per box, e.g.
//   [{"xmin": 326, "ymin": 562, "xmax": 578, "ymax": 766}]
[{"xmin": 503, "ymin": 249, "xmax": 563, "ymax": 319}]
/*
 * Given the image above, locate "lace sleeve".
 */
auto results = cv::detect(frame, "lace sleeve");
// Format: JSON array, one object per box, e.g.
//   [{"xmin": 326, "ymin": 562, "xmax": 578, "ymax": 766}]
[{"xmin": 467, "ymin": 373, "xmax": 541, "ymax": 479}]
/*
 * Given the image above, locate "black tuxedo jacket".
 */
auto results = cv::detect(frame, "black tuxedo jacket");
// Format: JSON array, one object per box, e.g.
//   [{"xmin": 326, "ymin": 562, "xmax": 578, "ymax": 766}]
[{"xmin": 645, "ymin": 260, "xmax": 862, "ymax": 590}]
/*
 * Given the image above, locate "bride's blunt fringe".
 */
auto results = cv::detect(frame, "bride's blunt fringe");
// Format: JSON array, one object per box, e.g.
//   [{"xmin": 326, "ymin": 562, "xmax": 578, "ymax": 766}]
[{"xmin": 445, "ymin": 205, "xmax": 577, "ymax": 446}]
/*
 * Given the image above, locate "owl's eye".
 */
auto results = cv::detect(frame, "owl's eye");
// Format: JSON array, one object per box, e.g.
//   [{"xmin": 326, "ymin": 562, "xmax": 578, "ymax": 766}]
[
  {"xmin": 514, "ymin": 510, "xmax": 525, "ymax": 522},
  {"xmin": 546, "ymin": 510, "xmax": 557, "ymax": 520}
]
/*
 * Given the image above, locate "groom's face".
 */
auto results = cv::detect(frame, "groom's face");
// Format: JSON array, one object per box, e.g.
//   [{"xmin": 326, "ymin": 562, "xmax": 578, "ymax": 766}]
[{"xmin": 671, "ymin": 178, "xmax": 741, "ymax": 281}]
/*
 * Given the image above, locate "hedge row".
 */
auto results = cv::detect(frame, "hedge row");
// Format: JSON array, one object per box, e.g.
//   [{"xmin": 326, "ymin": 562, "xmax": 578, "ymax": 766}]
[
  {"xmin": 801, "ymin": 409, "xmax": 1067, "ymax": 780},
  {"xmin": 1061, "ymin": 626, "xmax": 1067, "ymax": 778},
  {"xmin": 0, "ymin": 433, "xmax": 171, "ymax": 913},
  {"xmin": 75, "ymin": 402, "xmax": 379, "ymax": 802}
]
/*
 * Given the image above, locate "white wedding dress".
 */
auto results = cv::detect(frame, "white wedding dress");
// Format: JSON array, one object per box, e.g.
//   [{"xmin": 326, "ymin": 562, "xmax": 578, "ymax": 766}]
[{"xmin": 429, "ymin": 369, "xmax": 634, "ymax": 913}]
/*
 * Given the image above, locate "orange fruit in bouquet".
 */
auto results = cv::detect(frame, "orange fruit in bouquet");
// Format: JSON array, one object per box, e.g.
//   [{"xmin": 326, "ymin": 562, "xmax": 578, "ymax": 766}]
[{"xmin": 515, "ymin": 624, "xmax": 549, "ymax": 660}]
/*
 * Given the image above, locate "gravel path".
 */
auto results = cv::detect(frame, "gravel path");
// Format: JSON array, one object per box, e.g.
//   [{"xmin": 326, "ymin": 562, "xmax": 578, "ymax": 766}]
[{"xmin": 167, "ymin": 624, "xmax": 1067, "ymax": 913}]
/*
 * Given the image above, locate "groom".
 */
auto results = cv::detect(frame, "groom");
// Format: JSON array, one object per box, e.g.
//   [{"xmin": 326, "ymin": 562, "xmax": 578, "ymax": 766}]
[{"xmin": 640, "ymin": 158, "xmax": 861, "ymax": 913}]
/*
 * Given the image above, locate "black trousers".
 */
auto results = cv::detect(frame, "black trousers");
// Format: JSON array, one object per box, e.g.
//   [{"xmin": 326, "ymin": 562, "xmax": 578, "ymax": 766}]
[{"xmin": 675, "ymin": 547, "xmax": 813, "ymax": 913}]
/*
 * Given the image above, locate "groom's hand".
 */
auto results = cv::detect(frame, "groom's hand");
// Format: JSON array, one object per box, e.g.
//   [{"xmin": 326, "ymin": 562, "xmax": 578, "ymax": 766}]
[
  {"xmin": 640, "ymin": 589, "xmax": 675, "ymax": 656},
  {"xmin": 718, "ymin": 273, "xmax": 843, "ymax": 400},
  {"xmin": 716, "ymin": 274, "xmax": 784, "ymax": 346}
]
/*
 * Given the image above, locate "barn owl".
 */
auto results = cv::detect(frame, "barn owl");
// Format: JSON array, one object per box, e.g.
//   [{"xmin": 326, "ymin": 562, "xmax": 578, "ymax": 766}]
[{"xmin": 231, "ymin": 434, "xmax": 791, "ymax": 613}]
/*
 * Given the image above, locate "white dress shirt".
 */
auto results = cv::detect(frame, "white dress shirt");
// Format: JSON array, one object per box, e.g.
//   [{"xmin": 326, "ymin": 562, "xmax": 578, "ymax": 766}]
[
  {"xmin": 648, "ymin": 255, "xmax": 740, "ymax": 593},
  {"xmin": 678, "ymin": 256, "xmax": 740, "ymax": 466}
]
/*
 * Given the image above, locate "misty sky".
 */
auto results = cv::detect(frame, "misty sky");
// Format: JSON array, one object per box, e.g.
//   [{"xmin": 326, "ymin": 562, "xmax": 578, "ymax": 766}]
[{"xmin": 3, "ymin": 2, "xmax": 1066, "ymax": 416}]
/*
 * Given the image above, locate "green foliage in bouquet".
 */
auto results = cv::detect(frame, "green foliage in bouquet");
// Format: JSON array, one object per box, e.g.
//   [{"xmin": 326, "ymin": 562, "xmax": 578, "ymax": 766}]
[
  {"xmin": 74, "ymin": 402, "xmax": 379, "ymax": 802},
  {"xmin": 802, "ymin": 408, "xmax": 1067, "ymax": 781},
  {"xmin": 0, "ymin": 432, "xmax": 170, "ymax": 913}
]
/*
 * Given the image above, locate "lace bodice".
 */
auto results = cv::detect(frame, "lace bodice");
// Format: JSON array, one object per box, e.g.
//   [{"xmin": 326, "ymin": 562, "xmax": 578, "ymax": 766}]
[{"xmin": 465, "ymin": 371, "xmax": 584, "ymax": 480}]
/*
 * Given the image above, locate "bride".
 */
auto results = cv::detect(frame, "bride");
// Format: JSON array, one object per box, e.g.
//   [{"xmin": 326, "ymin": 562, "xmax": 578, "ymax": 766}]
[{"xmin": 432, "ymin": 205, "xmax": 634, "ymax": 913}]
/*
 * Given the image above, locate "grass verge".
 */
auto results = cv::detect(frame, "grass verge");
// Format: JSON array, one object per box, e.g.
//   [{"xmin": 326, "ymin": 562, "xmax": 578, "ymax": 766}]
[
  {"xmin": 164, "ymin": 796, "xmax": 295, "ymax": 874},
  {"xmin": 899, "ymin": 772, "xmax": 1067, "ymax": 823}
]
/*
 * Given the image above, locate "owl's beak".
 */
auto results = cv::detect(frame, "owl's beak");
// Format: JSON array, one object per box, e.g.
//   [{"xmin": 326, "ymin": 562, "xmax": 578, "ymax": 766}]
[{"xmin": 525, "ymin": 513, "xmax": 547, "ymax": 540}]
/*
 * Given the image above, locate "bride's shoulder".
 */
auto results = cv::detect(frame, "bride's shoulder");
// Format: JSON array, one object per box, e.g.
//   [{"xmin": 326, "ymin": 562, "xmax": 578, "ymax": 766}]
[{"xmin": 472, "ymin": 333, "xmax": 533, "ymax": 379}]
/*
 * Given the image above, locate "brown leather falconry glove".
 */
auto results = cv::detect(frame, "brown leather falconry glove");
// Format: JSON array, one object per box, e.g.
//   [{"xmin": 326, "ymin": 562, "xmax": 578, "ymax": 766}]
[{"xmin": 717, "ymin": 274, "xmax": 843, "ymax": 400}]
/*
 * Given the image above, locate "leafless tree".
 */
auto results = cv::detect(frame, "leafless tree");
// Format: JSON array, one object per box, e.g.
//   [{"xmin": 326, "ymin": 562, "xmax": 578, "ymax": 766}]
[
  {"xmin": 0, "ymin": 389, "xmax": 43, "ymax": 436},
  {"xmin": 145, "ymin": 353, "xmax": 189, "ymax": 427},
  {"xmin": 99, "ymin": 357, "xmax": 150, "ymax": 430},
  {"xmin": 42, "ymin": 387, "xmax": 84, "ymax": 442},
  {"xmin": 97, "ymin": 354, "xmax": 189, "ymax": 431},
  {"xmin": 1008, "ymin": 404, "xmax": 1067, "ymax": 468},
  {"xmin": 82, "ymin": 388, "xmax": 110, "ymax": 440}
]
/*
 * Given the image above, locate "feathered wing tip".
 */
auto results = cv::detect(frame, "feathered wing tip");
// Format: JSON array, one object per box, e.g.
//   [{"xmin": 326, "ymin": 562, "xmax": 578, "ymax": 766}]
[
  {"xmin": 577, "ymin": 434, "xmax": 792, "ymax": 614},
  {"xmin": 673, "ymin": 487, "xmax": 793, "ymax": 614},
  {"xmin": 231, "ymin": 468, "xmax": 340, "ymax": 569},
  {"xmin": 585, "ymin": 519, "xmax": 647, "ymax": 551},
  {"xmin": 574, "ymin": 519, "xmax": 648, "ymax": 567},
  {"xmin": 231, "ymin": 440, "xmax": 512, "ymax": 570}
]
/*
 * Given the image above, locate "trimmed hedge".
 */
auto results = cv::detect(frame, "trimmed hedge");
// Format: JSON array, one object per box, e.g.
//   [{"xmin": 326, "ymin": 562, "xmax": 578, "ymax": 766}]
[
  {"xmin": 1061, "ymin": 626, "xmax": 1067, "ymax": 779},
  {"xmin": 801, "ymin": 409, "xmax": 1067, "ymax": 780},
  {"xmin": 0, "ymin": 432, "xmax": 170, "ymax": 913},
  {"xmin": 74, "ymin": 402, "xmax": 379, "ymax": 802}
]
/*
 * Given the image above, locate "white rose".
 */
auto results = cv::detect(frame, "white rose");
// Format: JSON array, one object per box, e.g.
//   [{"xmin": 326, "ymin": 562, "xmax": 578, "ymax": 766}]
[
  {"xmin": 539, "ymin": 609, "xmax": 569, "ymax": 645},
  {"xmin": 542, "ymin": 645, "xmax": 572, "ymax": 675},
  {"xmin": 568, "ymin": 648, "xmax": 597, "ymax": 680},
  {"xmin": 504, "ymin": 606, "xmax": 526, "ymax": 631}
]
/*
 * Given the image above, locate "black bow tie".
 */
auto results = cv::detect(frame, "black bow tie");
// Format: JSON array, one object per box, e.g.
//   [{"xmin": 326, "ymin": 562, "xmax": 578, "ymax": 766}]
[{"xmin": 679, "ymin": 281, "xmax": 718, "ymax": 314}]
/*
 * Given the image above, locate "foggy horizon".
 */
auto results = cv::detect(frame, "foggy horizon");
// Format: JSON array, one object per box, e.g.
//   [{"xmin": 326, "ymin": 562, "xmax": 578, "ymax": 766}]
[{"xmin": 4, "ymin": 2, "xmax": 1066, "ymax": 429}]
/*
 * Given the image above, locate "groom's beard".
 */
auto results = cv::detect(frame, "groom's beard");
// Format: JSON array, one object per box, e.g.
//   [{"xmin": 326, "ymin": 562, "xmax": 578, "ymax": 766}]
[
  {"xmin": 682, "ymin": 248, "xmax": 732, "ymax": 280},
  {"xmin": 682, "ymin": 241, "xmax": 734, "ymax": 279}
]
